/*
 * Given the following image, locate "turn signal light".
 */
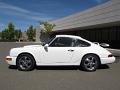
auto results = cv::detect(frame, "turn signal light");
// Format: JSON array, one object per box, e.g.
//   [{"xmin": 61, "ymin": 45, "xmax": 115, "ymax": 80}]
[{"xmin": 6, "ymin": 56, "xmax": 12, "ymax": 61}]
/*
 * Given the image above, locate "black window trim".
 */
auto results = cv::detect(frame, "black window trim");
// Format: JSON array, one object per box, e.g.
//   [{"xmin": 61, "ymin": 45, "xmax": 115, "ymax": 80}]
[
  {"xmin": 48, "ymin": 37, "xmax": 58, "ymax": 46},
  {"xmin": 74, "ymin": 39, "xmax": 91, "ymax": 47},
  {"xmin": 49, "ymin": 37, "xmax": 74, "ymax": 47},
  {"xmin": 49, "ymin": 37, "xmax": 91, "ymax": 47}
]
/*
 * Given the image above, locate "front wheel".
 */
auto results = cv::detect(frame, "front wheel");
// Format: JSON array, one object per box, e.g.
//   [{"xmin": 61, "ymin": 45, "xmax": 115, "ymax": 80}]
[
  {"xmin": 16, "ymin": 54, "xmax": 35, "ymax": 71},
  {"xmin": 81, "ymin": 54, "xmax": 100, "ymax": 72}
]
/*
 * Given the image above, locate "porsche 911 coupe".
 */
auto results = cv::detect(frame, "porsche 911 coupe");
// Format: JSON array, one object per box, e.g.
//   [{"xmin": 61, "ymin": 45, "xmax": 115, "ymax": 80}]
[{"xmin": 6, "ymin": 35, "xmax": 115, "ymax": 71}]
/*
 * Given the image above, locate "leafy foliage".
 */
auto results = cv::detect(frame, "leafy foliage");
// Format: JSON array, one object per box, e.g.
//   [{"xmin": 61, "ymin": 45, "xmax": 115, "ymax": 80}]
[
  {"xmin": 15, "ymin": 30, "xmax": 22, "ymax": 40},
  {"xmin": 1, "ymin": 22, "xmax": 21, "ymax": 41},
  {"xmin": 26, "ymin": 25, "xmax": 36, "ymax": 41},
  {"xmin": 40, "ymin": 21, "xmax": 56, "ymax": 34}
]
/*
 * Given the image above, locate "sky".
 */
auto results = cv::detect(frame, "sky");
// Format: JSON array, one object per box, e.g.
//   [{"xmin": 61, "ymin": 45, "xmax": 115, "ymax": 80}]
[{"xmin": 0, "ymin": 0, "xmax": 110, "ymax": 31}]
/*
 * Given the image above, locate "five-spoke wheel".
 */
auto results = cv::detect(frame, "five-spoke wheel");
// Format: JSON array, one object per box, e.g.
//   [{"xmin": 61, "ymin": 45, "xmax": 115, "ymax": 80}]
[
  {"xmin": 81, "ymin": 54, "xmax": 100, "ymax": 72},
  {"xmin": 16, "ymin": 54, "xmax": 35, "ymax": 71}
]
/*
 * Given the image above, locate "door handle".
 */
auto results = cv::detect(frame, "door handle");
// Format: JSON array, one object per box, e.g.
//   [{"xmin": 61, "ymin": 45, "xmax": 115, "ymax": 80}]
[{"xmin": 68, "ymin": 49, "xmax": 74, "ymax": 52}]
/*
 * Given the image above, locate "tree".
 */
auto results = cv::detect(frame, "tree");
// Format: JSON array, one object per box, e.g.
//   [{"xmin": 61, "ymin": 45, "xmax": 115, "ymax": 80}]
[
  {"xmin": 26, "ymin": 25, "xmax": 36, "ymax": 41},
  {"xmin": 1, "ymin": 22, "xmax": 15, "ymax": 41},
  {"xmin": 40, "ymin": 21, "xmax": 56, "ymax": 34},
  {"xmin": 1, "ymin": 22, "xmax": 21, "ymax": 41},
  {"xmin": 1, "ymin": 29, "xmax": 9, "ymax": 40},
  {"xmin": 0, "ymin": 24, "xmax": 1, "ymax": 29},
  {"xmin": 7, "ymin": 22, "xmax": 15, "ymax": 40},
  {"xmin": 0, "ymin": 32, "xmax": 1, "ymax": 38},
  {"xmin": 39, "ymin": 21, "xmax": 56, "ymax": 42},
  {"xmin": 15, "ymin": 29, "xmax": 22, "ymax": 41},
  {"xmin": 0, "ymin": 25, "xmax": 1, "ymax": 40}
]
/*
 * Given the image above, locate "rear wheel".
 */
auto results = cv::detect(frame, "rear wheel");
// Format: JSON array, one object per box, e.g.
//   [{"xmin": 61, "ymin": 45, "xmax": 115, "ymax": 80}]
[
  {"xmin": 81, "ymin": 54, "xmax": 100, "ymax": 72},
  {"xmin": 16, "ymin": 54, "xmax": 35, "ymax": 71}
]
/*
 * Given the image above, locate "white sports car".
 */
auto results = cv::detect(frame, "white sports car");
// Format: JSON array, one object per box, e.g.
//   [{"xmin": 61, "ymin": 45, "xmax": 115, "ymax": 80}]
[{"xmin": 6, "ymin": 35, "xmax": 115, "ymax": 71}]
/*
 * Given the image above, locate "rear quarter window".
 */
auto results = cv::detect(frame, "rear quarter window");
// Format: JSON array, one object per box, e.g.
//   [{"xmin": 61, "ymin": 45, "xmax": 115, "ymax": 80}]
[{"xmin": 74, "ymin": 39, "xmax": 91, "ymax": 47}]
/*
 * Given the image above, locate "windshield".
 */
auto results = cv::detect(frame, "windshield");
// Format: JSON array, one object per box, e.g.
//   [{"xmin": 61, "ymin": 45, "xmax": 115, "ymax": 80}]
[{"xmin": 42, "ymin": 36, "xmax": 55, "ymax": 46}]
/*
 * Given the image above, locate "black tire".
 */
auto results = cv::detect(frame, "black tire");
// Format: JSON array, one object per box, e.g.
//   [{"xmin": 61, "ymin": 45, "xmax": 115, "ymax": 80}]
[
  {"xmin": 16, "ymin": 54, "xmax": 35, "ymax": 71},
  {"xmin": 81, "ymin": 54, "xmax": 100, "ymax": 72}
]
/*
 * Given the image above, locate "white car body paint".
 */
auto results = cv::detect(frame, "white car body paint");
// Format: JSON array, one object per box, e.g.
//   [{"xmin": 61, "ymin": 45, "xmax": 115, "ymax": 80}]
[{"xmin": 6, "ymin": 35, "xmax": 115, "ymax": 66}]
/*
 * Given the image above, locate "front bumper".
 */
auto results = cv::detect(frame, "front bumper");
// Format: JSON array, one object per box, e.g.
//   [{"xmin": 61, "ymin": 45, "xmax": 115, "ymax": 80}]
[
  {"xmin": 101, "ymin": 56, "xmax": 116, "ymax": 64},
  {"xmin": 5, "ymin": 56, "xmax": 17, "ymax": 65}
]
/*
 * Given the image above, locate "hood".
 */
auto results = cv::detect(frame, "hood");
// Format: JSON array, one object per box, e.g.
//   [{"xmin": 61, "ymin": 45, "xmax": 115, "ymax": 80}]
[
  {"xmin": 23, "ymin": 45, "xmax": 42, "ymax": 48},
  {"xmin": 10, "ymin": 45, "xmax": 43, "ymax": 56}
]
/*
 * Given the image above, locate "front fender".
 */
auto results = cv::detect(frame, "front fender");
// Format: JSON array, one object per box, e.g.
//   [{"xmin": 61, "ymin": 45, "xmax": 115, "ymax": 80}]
[{"xmin": 10, "ymin": 47, "xmax": 42, "ymax": 64}]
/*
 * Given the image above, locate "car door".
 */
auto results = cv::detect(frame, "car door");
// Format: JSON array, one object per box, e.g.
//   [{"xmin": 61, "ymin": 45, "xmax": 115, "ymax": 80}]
[
  {"xmin": 41, "ymin": 37, "xmax": 75, "ymax": 64},
  {"xmin": 70, "ymin": 38, "xmax": 91, "ymax": 63}
]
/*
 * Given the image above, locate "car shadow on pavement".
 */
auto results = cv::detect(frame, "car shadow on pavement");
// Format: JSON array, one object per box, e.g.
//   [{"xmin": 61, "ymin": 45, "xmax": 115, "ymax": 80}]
[
  {"xmin": 8, "ymin": 65, "xmax": 110, "ymax": 71},
  {"xmin": 36, "ymin": 66, "xmax": 79, "ymax": 70},
  {"xmin": 98, "ymin": 64, "xmax": 109, "ymax": 70},
  {"xmin": 9, "ymin": 65, "xmax": 17, "ymax": 69},
  {"xmin": 36, "ymin": 65, "xmax": 110, "ymax": 71}
]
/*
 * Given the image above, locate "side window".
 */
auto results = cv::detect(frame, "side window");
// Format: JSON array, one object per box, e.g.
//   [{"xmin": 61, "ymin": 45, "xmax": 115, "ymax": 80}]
[
  {"xmin": 49, "ymin": 38, "xmax": 59, "ymax": 47},
  {"xmin": 49, "ymin": 37, "xmax": 74, "ymax": 47},
  {"xmin": 74, "ymin": 39, "xmax": 91, "ymax": 47}
]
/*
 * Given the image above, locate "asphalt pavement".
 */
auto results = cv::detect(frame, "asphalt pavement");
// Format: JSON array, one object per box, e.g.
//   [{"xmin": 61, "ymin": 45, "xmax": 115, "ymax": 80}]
[{"xmin": 0, "ymin": 42, "xmax": 120, "ymax": 90}]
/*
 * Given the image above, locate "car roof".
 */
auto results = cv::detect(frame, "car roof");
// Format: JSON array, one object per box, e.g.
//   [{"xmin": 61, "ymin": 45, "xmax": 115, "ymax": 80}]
[
  {"xmin": 56, "ymin": 35, "xmax": 82, "ymax": 39},
  {"xmin": 55, "ymin": 35, "xmax": 93, "ymax": 45}
]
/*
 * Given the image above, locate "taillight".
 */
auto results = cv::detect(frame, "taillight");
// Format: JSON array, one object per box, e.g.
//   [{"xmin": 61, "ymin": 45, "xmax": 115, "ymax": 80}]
[{"xmin": 108, "ymin": 54, "xmax": 113, "ymax": 57}]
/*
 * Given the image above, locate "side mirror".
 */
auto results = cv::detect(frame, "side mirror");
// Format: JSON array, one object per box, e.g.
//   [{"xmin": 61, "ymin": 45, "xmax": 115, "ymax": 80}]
[
  {"xmin": 42, "ymin": 42, "xmax": 46, "ymax": 46},
  {"xmin": 44, "ymin": 44, "xmax": 48, "ymax": 50},
  {"xmin": 100, "ymin": 43, "xmax": 110, "ymax": 48}
]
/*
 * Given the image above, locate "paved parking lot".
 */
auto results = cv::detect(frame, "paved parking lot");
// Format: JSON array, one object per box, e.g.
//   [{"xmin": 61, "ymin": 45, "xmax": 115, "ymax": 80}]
[{"xmin": 0, "ymin": 42, "xmax": 120, "ymax": 90}]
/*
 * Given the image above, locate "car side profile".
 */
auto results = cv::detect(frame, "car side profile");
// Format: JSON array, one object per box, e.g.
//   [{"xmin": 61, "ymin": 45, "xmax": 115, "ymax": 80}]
[{"xmin": 6, "ymin": 35, "xmax": 115, "ymax": 71}]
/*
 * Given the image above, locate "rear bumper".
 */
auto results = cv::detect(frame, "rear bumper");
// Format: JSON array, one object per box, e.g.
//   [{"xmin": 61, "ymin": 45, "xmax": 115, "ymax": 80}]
[
  {"xmin": 5, "ymin": 56, "xmax": 16, "ymax": 65},
  {"xmin": 101, "ymin": 56, "xmax": 116, "ymax": 64}
]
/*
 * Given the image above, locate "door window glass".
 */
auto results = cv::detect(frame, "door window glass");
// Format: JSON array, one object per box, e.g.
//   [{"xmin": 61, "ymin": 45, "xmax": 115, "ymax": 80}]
[
  {"xmin": 49, "ymin": 37, "xmax": 74, "ymax": 47},
  {"xmin": 74, "ymin": 39, "xmax": 91, "ymax": 47}
]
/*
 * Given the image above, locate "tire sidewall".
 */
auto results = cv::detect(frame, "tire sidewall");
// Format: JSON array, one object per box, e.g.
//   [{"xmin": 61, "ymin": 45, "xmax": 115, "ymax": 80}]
[
  {"xmin": 81, "ymin": 54, "xmax": 99, "ymax": 72},
  {"xmin": 16, "ymin": 54, "xmax": 35, "ymax": 71}
]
